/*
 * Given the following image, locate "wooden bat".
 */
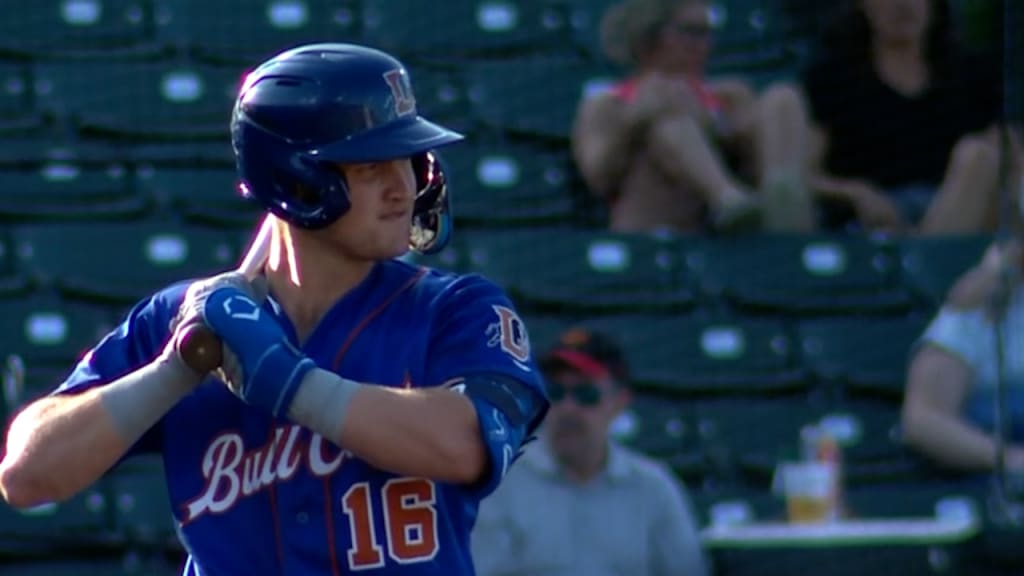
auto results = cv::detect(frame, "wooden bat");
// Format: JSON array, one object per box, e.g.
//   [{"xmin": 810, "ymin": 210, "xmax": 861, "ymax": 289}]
[{"xmin": 175, "ymin": 215, "xmax": 275, "ymax": 374}]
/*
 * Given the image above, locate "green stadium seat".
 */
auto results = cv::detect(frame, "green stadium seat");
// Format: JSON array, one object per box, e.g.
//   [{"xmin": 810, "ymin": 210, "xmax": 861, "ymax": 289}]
[
  {"xmin": 0, "ymin": 0, "xmax": 159, "ymax": 59},
  {"xmin": 578, "ymin": 314, "xmax": 807, "ymax": 397},
  {"xmin": 462, "ymin": 229, "xmax": 698, "ymax": 314},
  {"xmin": 0, "ymin": 557, "xmax": 181, "ymax": 576},
  {"xmin": 13, "ymin": 220, "xmax": 238, "ymax": 305},
  {"xmin": 697, "ymin": 234, "xmax": 914, "ymax": 317},
  {"xmin": 154, "ymin": 0, "xmax": 362, "ymax": 65},
  {"xmin": 899, "ymin": 235, "xmax": 992, "ymax": 308},
  {"xmin": 441, "ymin": 140, "xmax": 577, "ymax": 226},
  {"xmin": 0, "ymin": 161, "xmax": 148, "ymax": 222},
  {"xmin": 361, "ymin": 0, "xmax": 575, "ymax": 60},
  {"xmin": 565, "ymin": 0, "xmax": 624, "ymax": 64},
  {"xmin": 825, "ymin": 400, "xmax": 920, "ymax": 485},
  {"xmin": 406, "ymin": 64, "xmax": 475, "ymax": 134},
  {"xmin": 694, "ymin": 399, "xmax": 829, "ymax": 486},
  {"xmin": 0, "ymin": 61, "xmax": 41, "ymax": 136},
  {"xmin": 611, "ymin": 394, "xmax": 705, "ymax": 484},
  {"xmin": 0, "ymin": 294, "xmax": 117, "ymax": 409},
  {"xmin": 0, "ymin": 483, "xmax": 109, "ymax": 556},
  {"xmin": 136, "ymin": 166, "xmax": 262, "ymax": 228},
  {"xmin": 34, "ymin": 60, "xmax": 243, "ymax": 141},
  {"xmin": 519, "ymin": 315, "xmax": 572, "ymax": 357},
  {"xmin": 798, "ymin": 316, "xmax": 930, "ymax": 401},
  {"xmin": 464, "ymin": 59, "xmax": 616, "ymax": 141},
  {"xmin": 127, "ymin": 140, "xmax": 235, "ymax": 167},
  {"xmin": 108, "ymin": 456, "xmax": 179, "ymax": 549},
  {"xmin": 0, "ymin": 228, "xmax": 30, "ymax": 298}
]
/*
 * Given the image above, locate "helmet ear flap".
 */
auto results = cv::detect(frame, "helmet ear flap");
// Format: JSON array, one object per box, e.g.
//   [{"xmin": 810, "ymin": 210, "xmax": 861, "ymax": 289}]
[
  {"xmin": 410, "ymin": 151, "xmax": 453, "ymax": 255},
  {"xmin": 235, "ymin": 120, "xmax": 351, "ymax": 229}
]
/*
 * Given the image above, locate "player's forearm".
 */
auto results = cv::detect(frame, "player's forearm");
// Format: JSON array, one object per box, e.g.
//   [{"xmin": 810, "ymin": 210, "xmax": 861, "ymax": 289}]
[
  {"xmin": 288, "ymin": 369, "xmax": 487, "ymax": 483},
  {"xmin": 0, "ymin": 355, "xmax": 199, "ymax": 507},
  {"xmin": 902, "ymin": 405, "xmax": 1020, "ymax": 471}
]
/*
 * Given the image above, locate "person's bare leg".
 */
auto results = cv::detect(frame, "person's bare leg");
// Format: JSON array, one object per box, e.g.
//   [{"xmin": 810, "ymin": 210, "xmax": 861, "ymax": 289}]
[
  {"xmin": 646, "ymin": 109, "xmax": 760, "ymax": 230},
  {"xmin": 750, "ymin": 84, "xmax": 816, "ymax": 232},
  {"xmin": 918, "ymin": 134, "xmax": 1000, "ymax": 235}
]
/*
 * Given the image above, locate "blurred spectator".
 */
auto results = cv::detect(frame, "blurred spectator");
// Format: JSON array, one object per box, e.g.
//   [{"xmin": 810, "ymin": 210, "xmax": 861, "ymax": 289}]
[
  {"xmin": 472, "ymin": 328, "xmax": 709, "ymax": 576},
  {"xmin": 572, "ymin": 0, "xmax": 815, "ymax": 235},
  {"xmin": 802, "ymin": 0, "xmax": 1009, "ymax": 235},
  {"xmin": 902, "ymin": 240, "xmax": 1024, "ymax": 476}
]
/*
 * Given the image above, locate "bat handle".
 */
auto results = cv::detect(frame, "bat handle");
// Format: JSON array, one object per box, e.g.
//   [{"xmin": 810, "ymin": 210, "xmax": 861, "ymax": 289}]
[{"xmin": 175, "ymin": 322, "xmax": 223, "ymax": 374}]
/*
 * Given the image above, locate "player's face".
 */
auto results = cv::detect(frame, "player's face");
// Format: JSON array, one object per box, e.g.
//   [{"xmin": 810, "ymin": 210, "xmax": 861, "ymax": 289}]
[
  {"xmin": 544, "ymin": 370, "xmax": 629, "ymax": 464},
  {"xmin": 655, "ymin": 1, "xmax": 714, "ymax": 75},
  {"xmin": 322, "ymin": 158, "xmax": 416, "ymax": 261},
  {"xmin": 863, "ymin": 0, "xmax": 931, "ymax": 47}
]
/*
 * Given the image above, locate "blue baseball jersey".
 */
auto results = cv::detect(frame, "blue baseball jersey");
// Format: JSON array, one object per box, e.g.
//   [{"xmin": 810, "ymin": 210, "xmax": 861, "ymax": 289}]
[{"xmin": 54, "ymin": 259, "xmax": 546, "ymax": 575}]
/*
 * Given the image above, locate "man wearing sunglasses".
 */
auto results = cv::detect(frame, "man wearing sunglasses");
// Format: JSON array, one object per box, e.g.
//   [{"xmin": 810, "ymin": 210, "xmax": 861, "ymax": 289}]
[{"xmin": 471, "ymin": 328, "xmax": 709, "ymax": 576}]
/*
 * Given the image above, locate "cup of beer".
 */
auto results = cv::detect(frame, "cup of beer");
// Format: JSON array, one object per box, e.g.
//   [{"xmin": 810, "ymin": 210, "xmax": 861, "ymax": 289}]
[{"xmin": 779, "ymin": 461, "xmax": 838, "ymax": 524}]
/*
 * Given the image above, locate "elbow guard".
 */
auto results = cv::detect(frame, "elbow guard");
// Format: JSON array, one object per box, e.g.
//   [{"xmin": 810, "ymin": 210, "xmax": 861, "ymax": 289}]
[{"xmin": 447, "ymin": 373, "xmax": 548, "ymax": 497}]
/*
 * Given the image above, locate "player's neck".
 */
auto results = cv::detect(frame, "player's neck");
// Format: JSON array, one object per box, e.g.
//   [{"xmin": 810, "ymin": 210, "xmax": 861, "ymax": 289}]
[{"xmin": 264, "ymin": 223, "xmax": 375, "ymax": 343}]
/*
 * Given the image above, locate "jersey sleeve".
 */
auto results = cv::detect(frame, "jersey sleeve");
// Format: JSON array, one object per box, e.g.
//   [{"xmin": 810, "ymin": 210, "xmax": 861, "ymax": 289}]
[
  {"xmin": 426, "ymin": 274, "xmax": 550, "ymax": 497},
  {"xmin": 52, "ymin": 282, "xmax": 187, "ymax": 456}
]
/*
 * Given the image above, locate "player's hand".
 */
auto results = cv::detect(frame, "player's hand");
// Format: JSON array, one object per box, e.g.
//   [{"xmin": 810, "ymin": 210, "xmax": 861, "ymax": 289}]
[
  {"xmin": 199, "ymin": 285, "xmax": 317, "ymax": 418},
  {"xmin": 169, "ymin": 271, "xmax": 268, "ymax": 343}
]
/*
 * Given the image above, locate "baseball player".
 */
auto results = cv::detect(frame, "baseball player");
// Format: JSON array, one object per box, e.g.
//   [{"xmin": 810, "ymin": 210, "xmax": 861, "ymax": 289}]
[{"xmin": 0, "ymin": 43, "xmax": 550, "ymax": 575}]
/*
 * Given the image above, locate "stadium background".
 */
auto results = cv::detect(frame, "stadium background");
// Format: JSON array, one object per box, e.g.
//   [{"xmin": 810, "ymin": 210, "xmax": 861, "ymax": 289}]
[{"xmin": 0, "ymin": 0, "xmax": 1021, "ymax": 574}]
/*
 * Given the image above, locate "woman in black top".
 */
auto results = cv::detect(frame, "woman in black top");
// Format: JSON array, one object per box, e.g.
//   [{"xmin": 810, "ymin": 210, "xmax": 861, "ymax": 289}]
[{"xmin": 802, "ymin": 0, "xmax": 1010, "ymax": 234}]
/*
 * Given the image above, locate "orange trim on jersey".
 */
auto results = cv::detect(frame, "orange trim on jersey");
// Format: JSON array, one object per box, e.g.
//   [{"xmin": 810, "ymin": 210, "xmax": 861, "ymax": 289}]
[{"xmin": 324, "ymin": 265, "xmax": 428, "ymax": 576}]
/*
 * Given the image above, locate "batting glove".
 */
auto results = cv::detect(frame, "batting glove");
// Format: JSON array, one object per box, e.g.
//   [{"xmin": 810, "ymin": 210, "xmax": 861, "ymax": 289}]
[{"xmin": 200, "ymin": 285, "xmax": 316, "ymax": 418}]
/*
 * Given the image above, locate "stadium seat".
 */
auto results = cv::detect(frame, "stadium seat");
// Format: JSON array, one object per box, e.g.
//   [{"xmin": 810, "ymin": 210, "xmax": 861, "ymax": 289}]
[
  {"xmin": 697, "ymin": 234, "xmax": 915, "ymax": 317},
  {"xmin": 611, "ymin": 394, "xmax": 705, "ymax": 484},
  {"xmin": 136, "ymin": 166, "xmax": 262, "ymax": 228},
  {"xmin": 0, "ymin": 228, "xmax": 30, "ymax": 298},
  {"xmin": 695, "ymin": 399, "xmax": 829, "ymax": 487},
  {"xmin": 463, "ymin": 58, "xmax": 616, "ymax": 141},
  {"xmin": 0, "ymin": 160, "xmax": 148, "ymax": 222},
  {"xmin": 0, "ymin": 60, "xmax": 41, "ymax": 136},
  {"xmin": 578, "ymin": 314, "xmax": 808, "ymax": 397},
  {"xmin": 361, "ymin": 0, "xmax": 576, "ymax": 60},
  {"xmin": 0, "ymin": 294, "xmax": 117, "ymax": 408},
  {"xmin": 0, "ymin": 483, "xmax": 110, "ymax": 556},
  {"xmin": 440, "ymin": 139, "xmax": 577, "ymax": 226},
  {"xmin": 0, "ymin": 557, "xmax": 181, "ymax": 576},
  {"xmin": 154, "ymin": 0, "xmax": 362, "ymax": 65},
  {"xmin": 565, "ymin": 0, "xmax": 625, "ymax": 64},
  {"xmin": 520, "ymin": 314, "xmax": 572, "ymax": 356},
  {"xmin": 898, "ymin": 234, "xmax": 992, "ymax": 308},
  {"xmin": 34, "ymin": 59, "xmax": 244, "ymax": 141},
  {"xmin": 0, "ymin": 0, "xmax": 159, "ymax": 59},
  {"xmin": 13, "ymin": 220, "xmax": 238, "ymax": 306},
  {"xmin": 107, "ymin": 456, "xmax": 179, "ymax": 549},
  {"xmin": 406, "ymin": 64, "xmax": 475, "ymax": 134},
  {"xmin": 798, "ymin": 316, "xmax": 930, "ymax": 401},
  {"xmin": 825, "ymin": 399, "xmax": 920, "ymax": 485},
  {"xmin": 462, "ymin": 229, "xmax": 699, "ymax": 314}
]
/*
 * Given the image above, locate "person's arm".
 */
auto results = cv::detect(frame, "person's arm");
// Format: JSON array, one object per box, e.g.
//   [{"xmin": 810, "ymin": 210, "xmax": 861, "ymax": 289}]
[
  {"xmin": 0, "ymin": 352, "xmax": 199, "ymax": 507},
  {"xmin": 0, "ymin": 286, "xmax": 201, "ymax": 508},
  {"xmin": 571, "ymin": 92, "xmax": 639, "ymax": 199},
  {"xmin": 204, "ymin": 275, "xmax": 549, "ymax": 489},
  {"xmin": 901, "ymin": 344, "xmax": 1024, "ymax": 471}
]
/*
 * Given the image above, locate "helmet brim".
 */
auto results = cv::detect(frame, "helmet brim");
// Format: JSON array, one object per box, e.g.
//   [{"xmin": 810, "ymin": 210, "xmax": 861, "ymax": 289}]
[{"xmin": 308, "ymin": 116, "xmax": 464, "ymax": 164}]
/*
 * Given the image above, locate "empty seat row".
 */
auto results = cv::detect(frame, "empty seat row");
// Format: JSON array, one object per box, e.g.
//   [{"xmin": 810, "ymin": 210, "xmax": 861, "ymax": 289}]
[
  {"xmin": 0, "ymin": 56, "xmax": 618, "ymax": 142},
  {"xmin": 0, "ymin": 137, "xmax": 582, "ymax": 227},
  {"xmin": 0, "ymin": 0, "xmax": 802, "ymax": 65}
]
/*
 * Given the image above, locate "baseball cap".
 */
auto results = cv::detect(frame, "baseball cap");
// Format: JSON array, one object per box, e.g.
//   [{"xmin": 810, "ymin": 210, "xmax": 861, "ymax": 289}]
[{"xmin": 539, "ymin": 327, "xmax": 630, "ymax": 384}]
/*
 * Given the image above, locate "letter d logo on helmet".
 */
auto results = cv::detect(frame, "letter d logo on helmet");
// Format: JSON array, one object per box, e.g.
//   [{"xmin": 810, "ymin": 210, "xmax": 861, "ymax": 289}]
[{"xmin": 231, "ymin": 43, "xmax": 464, "ymax": 254}]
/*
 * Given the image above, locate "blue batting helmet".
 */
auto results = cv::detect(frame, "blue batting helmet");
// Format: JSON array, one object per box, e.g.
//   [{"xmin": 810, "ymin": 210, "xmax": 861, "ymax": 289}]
[{"xmin": 231, "ymin": 43, "xmax": 464, "ymax": 254}]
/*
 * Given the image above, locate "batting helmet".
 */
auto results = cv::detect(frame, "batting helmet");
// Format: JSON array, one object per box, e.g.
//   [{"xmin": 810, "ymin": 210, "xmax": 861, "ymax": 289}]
[{"xmin": 231, "ymin": 43, "xmax": 464, "ymax": 254}]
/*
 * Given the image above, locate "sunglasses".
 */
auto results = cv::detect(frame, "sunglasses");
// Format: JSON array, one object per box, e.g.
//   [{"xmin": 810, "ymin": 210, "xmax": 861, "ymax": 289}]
[{"xmin": 546, "ymin": 381, "xmax": 604, "ymax": 407}]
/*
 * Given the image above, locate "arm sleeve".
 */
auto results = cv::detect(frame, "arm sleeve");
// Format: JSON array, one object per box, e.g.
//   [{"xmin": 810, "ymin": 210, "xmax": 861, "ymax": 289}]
[
  {"xmin": 426, "ymin": 275, "xmax": 550, "ymax": 498},
  {"xmin": 51, "ymin": 283, "xmax": 187, "ymax": 456},
  {"xmin": 917, "ymin": 305, "xmax": 990, "ymax": 371}
]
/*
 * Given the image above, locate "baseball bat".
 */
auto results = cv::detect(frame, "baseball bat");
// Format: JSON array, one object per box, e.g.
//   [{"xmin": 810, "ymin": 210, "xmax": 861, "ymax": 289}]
[{"xmin": 175, "ymin": 215, "xmax": 275, "ymax": 374}]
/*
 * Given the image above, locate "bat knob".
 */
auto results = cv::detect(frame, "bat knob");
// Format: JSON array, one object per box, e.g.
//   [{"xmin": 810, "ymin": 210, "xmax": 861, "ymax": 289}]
[{"xmin": 176, "ymin": 322, "xmax": 223, "ymax": 374}]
